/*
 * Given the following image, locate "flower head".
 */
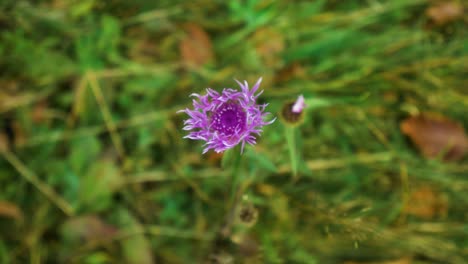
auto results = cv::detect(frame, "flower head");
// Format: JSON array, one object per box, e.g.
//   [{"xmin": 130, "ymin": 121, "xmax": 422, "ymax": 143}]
[
  {"xmin": 280, "ymin": 94, "xmax": 307, "ymax": 126},
  {"xmin": 179, "ymin": 77, "xmax": 275, "ymax": 154}
]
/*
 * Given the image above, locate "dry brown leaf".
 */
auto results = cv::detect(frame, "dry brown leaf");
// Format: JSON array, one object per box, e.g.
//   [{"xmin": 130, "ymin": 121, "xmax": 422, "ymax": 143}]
[
  {"xmin": 426, "ymin": 1, "xmax": 464, "ymax": 26},
  {"xmin": 403, "ymin": 185, "xmax": 448, "ymax": 219},
  {"xmin": 179, "ymin": 23, "xmax": 214, "ymax": 67},
  {"xmin": 0, "ymin": 201, "xmax": 23, "ymax": 220},
  {"xmin": 400, "ymin": 113, "xmax": 468, "ymax": 161},
  {"xmin": 62, "ymin": 215, "xmax": 118, "ymax": 242}
]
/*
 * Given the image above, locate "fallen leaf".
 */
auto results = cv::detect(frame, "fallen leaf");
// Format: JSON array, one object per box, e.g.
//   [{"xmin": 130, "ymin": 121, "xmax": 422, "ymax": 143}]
[
  {"xmin": 426, "ymin": 1, "xmax": 464, "ymax": 26},
  {"xmin": 0, "ymin": 201, "xmax": 23, "ymax": 220},
  {"xmin": 400, "ymin": 113, "xmax": 468, "ymax": 161},
  {"xmin": 61, "ymin": 215, "xmax": 118, "ymax": 242},
  {"xmin": 179, "ymin": 23, "xmax": 214, "ymax": 67},
  {"xmin": 403, "ymin": 185, "xmax": 448, "ymax": 219}
]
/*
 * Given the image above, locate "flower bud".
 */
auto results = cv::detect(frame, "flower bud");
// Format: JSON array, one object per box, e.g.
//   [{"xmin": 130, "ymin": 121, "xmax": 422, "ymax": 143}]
[
  {"xmin": 280, "ymin": 95, "xmax": 306, "ymax": 126},
  {"xmin": 237, "ymin": 203, "xmax": 258, "ymax": 227}
]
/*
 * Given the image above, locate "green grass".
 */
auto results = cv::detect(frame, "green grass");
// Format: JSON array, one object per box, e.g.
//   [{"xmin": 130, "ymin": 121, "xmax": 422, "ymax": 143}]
[{"xmin": 0, "ymin": 0, "xmax": 467, "ymax": 263}]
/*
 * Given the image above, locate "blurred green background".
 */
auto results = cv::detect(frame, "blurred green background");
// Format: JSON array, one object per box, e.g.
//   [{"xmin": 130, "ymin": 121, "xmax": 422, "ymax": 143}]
[{"xmin": 0, "ymin": 0, "xmax": 467, "ymax": 263}]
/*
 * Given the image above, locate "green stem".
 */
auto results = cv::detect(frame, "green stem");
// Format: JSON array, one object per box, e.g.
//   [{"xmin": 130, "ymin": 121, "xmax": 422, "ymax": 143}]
[
  {"xmin": 219, "ymin": 146, "xmax": 243, "ymax": 238},
  {"xmin": 285, "ymin": 125, "xmax": 299, "ymax": 178}
]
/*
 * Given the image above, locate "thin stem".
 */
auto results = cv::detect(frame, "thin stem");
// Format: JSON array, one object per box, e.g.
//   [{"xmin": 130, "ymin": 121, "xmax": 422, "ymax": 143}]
[
  {"xmin": 221, "ymin": 147, "xmax": 243, "ymax": 238},
  {"xmin": 285, "ymin": 125, "xmax": 299, "ymax": 178},
  {"xmin": 1, "ymin": 150, "xmax": 74, "ymax": 216},
  {"xmin": 87, "ymin": 72, "xmax": 126, "ymax": 160}
]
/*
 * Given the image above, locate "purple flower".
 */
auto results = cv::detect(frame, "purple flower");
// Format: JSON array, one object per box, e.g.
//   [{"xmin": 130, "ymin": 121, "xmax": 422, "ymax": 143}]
[{"xmin": 179, "ymin": 77, "xmax": 275, "ymax": 154}]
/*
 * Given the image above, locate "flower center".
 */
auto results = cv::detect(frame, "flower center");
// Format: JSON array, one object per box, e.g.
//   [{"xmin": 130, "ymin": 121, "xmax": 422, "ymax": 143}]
[{"xmin": 211, "ymin": 102, "xmax": 247, "ymax": 136}]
